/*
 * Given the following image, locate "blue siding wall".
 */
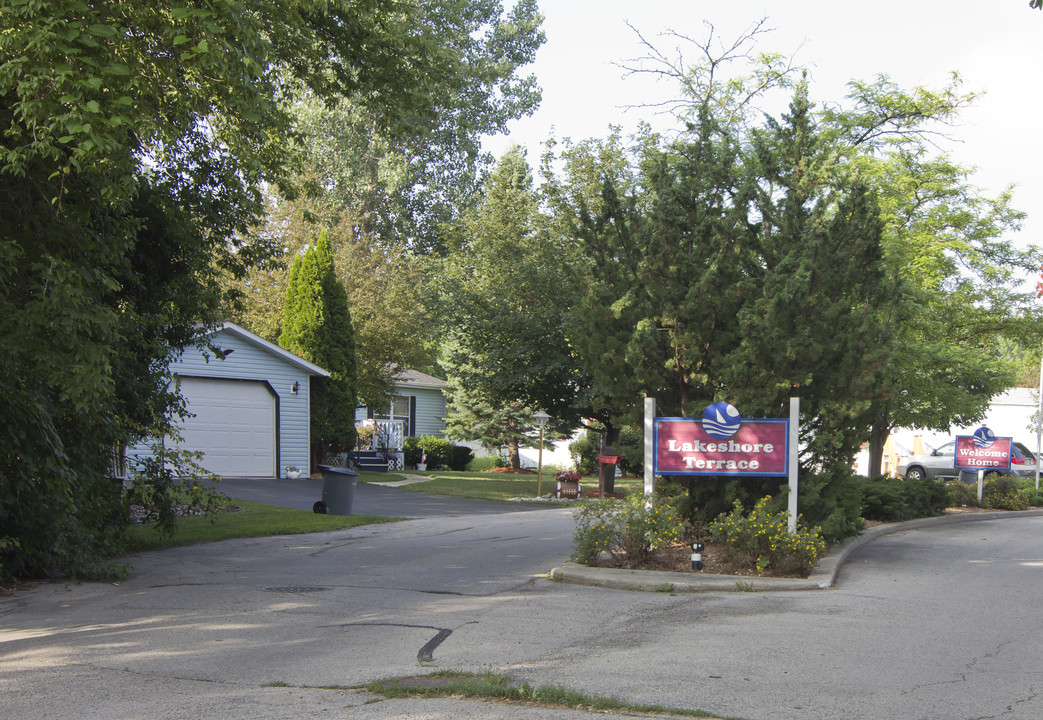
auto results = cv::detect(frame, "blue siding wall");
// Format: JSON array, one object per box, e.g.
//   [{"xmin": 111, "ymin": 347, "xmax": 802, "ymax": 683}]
[
  {"xmin": 129, "ymin": 328, "xmax": 315, "ymax": 478},
  {"xmin": 173, "ymin": 331, "xmax": 312, "ymax": 476},
  {"xmin": 355, "ymin": 384, "xmax": 447, "ymax": 438},
  {"xmin": 412, "ymin": 387, "xmax": 446, "ymax": 437}
]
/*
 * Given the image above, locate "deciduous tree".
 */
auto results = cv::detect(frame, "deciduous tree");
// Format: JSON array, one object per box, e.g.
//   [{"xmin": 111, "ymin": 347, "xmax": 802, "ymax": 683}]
[{"xmin": 0, "ymin": 0, "xmax": 533, "ymax": 579}]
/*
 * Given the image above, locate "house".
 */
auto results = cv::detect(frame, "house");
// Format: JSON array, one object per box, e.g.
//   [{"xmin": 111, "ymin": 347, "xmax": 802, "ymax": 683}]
[
  {"xmin": 130, "ymin": 322, "xmax": 329, "ymax": 479},
  {"xmin": 354, "ymin": 369, "xmax": 448, "ymax": 469}
]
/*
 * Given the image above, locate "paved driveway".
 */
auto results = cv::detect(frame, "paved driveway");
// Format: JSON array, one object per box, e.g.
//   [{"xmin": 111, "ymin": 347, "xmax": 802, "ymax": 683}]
[{"xmin": 214, "ymin": 474, "xmax": 556, "ymax": 517}]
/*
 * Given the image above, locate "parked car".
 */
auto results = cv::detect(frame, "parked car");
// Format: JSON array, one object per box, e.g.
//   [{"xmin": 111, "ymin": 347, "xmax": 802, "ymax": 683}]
[{"xmin": 898, "ymin": 440, "xmax": 1038, "ymax": 481}]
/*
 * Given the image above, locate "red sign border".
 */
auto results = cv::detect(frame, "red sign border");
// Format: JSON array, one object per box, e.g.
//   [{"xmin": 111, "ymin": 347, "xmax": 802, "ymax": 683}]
[{"xmin": 653, "ymin": 417, "xmax": 790, "ymax": 477}]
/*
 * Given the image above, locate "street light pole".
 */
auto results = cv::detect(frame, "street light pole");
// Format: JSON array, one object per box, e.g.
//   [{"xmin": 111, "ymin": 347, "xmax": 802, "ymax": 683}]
[
  {"xmin": 1036, "ymin": 349, "xmax": 1042, "ymax": 490},
  {"xmin": 534, "ymin": 410, "xmax": 550, "ymax": 498}
]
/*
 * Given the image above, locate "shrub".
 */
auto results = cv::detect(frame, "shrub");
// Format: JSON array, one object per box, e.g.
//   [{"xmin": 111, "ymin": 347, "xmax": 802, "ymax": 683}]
[
  {"xmin": 615, "ymin": 425, "xmax": 644, "ymax": 475},
  {"xmin": 764, "ymin": 471, "xmax": 863, "ymax": 545},
  {"xmin": 354, "ymin": 423, "xmax": 375, "ymax": 450},
  {"xmin": 861, "ymin": 475, "xmax": 951, "ymax": 522},
  {"xmin": 449, "ymin": 445, "xmax": 474, "ymax": 471},
  {"xmin": 569, "ymin": 432, "xmax": 599, "ymax": 475},
  {"xmin": 466, "ymin": 455, "xmax": 502, "ymax": 472},
  {"xmin": 404, "ymin": 435, "xmax": 454, "ymax": 468},
  {"xmin": 944, "ymin": 478, "xmax": 979, "ymax": 507},
  {"xmin": 708, "ymin": 497, "xmax": 828, "ymax": 576},
  {"xmin": 572, "ymin": 495, "xmax": 683, "ymax": 567},
  {"xmin": 982, "ymin": 474, "xmax": 1029, "ymax": 510},
  {"xmin": 127, "ymin": 445, "xmax": 227, "ymax": 537}
]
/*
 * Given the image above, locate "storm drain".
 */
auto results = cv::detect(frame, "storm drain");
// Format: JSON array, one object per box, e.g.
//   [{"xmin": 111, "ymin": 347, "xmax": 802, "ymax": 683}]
[{"xmin": 261, "ymin": 586, "xmax": 331, "ymax": 593}]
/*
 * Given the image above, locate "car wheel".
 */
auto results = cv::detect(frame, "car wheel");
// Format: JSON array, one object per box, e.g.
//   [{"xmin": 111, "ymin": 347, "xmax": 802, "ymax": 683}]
[
  {"xmin": 313, "ymin": 501, "xmax": 327, "ymax": 514},
  {"xmin": 905, "ymin": 466, "xmax": 927, "ymax": 480}
]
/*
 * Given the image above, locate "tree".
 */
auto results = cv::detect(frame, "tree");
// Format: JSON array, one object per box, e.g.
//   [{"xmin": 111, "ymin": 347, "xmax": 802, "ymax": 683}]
[
  {"xmin": 437, "ymin": 148, "xmax": 578, "ymax": 467},
  {"xmin": 226, "ymin": 208, "xmax": 432, "ymax": 412},
  {"xmin": 550, "ymin": 84, "xmax": 892, "ymax": 479},
  {"xmin": 280, "ymin": 234, "xmax": 358, "ymax": 469},
  {"xmin": 610, "ymin": 23, "xmax": 1043, "ymax": 478},
  {"xmin": 282, "ymin": 0, "xmax": 545, "ymax": 256},
  {"xmin": 821, "ymin": 77, "xmax": 1043, "ymax": 476},
  {"xmin": 226, "ymin": 1, "xmax": 545, "ymax": 407},
  {"xmin": 728, "ymin": 82, "xmax": 893, "ymax": 474},
  {"xmin": 2, "ymin": 0, "xmax": 525, "ymax": 579}
]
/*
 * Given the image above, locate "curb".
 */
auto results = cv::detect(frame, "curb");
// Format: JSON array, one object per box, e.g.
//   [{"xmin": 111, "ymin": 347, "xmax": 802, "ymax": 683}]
[{"xmin": 549, "ymin": 509, "xmax": 1043, "ymax": 593}]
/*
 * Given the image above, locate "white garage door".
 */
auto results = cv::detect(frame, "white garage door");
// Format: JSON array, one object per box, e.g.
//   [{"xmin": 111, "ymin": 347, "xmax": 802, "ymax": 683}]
[{"xmin": 175, "ymin": 377, "xmax": 276, "ymax": 478}]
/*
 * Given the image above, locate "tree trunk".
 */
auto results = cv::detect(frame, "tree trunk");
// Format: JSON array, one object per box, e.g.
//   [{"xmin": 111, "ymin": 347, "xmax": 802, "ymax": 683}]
[
  {"xmin": 507, "ymin": 438, "xmax": 521, "ymax": 469},
  {"xmin": 867, "ymin": 421, "xmax": 890, "ymax": 479}
]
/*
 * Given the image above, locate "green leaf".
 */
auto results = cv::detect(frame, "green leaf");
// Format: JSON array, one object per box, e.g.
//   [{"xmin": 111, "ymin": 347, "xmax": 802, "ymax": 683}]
[{"xmin": 88, "ymin": 24, "xmax": 117, "ymax": 38}]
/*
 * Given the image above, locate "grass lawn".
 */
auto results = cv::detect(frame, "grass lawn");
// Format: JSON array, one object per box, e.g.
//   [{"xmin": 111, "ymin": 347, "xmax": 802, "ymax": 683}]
[
  {"xmin": 393, "ymin": 470, "xmax": 645, "ymax": 503},
  {"xmin": 122, "ymin": 499, "xmax": 400, "ymax": 554},
  {"xmin": 119, "ymin": 469, "xmax": 642, "ymax": 556}
]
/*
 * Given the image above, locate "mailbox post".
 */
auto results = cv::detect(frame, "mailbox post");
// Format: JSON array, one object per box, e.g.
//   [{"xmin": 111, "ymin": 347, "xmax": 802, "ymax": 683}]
[{"xmin": 598, "ymin": 445, "xmax": 619, "ymax": 498}]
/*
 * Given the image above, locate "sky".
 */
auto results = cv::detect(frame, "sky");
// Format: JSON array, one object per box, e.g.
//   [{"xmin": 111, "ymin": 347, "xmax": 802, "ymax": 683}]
[{"xmin": 488, "ymin": 0, "xmax": 1043, "ymax": 278}]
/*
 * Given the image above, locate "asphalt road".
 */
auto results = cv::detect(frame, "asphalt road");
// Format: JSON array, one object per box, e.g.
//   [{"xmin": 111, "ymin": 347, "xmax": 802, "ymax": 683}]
[{"xmin": 3, "ymin": 486, "xmax": 1043, "ymax": 720}]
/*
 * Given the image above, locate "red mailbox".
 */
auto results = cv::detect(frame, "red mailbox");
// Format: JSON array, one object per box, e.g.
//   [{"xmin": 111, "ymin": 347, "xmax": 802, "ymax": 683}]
[{"xmin": 598, "ymin": 454, "xmax": 620, "ymax": 465}]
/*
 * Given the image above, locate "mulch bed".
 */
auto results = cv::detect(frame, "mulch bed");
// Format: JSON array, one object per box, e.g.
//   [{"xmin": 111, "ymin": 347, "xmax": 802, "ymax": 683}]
[
  {"xmin": 594, "ymin": 540, "xmax": 777, "ymax": 577},
  {"xmin": 488, "ymin": 467, "xmax": 536, "ymax": 474}
]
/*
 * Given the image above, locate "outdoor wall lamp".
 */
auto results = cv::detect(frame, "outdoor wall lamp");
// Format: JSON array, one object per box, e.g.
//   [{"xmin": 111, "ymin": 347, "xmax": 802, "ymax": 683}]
[{"xmin": 291, "ymin": 381, "xmax": 299, "ymax": 395}]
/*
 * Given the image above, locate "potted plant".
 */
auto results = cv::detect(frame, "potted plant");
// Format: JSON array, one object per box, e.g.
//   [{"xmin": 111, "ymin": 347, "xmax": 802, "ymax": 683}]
[
  {"xmin": 416, "ymin": 451, "xmax": 428, "ymax": 472},
  {"xmin": 554, "ymin": 469, "xmax": 582, "ymax": 499},
  {"xmin": 286, "ymin": 465, "xmax": 301, "ymax": 480}
]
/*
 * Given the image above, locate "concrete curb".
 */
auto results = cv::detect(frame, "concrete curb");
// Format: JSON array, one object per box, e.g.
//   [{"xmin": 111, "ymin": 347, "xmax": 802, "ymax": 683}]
[{"xmin": 549, "ymin": 508, "xmax": 1043, "ymax": 593}]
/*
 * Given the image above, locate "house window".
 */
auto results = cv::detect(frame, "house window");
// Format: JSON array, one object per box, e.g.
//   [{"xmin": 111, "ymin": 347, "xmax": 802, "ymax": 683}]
[{"xmin": 374, "ymin": 396, "xmax": 412, "ymax": 425}]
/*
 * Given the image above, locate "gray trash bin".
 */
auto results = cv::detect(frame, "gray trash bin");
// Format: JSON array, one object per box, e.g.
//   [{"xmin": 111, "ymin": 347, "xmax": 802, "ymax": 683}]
[{"xmin": 315, "ymin": 464, "xmax": 358, "ymax": 515}]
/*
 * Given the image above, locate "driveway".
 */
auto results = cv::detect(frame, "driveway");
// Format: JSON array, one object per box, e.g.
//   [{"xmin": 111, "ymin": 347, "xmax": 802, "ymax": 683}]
[{"xmin": 214, "ymin": 474, "xmax": 557, "ymax": 517}]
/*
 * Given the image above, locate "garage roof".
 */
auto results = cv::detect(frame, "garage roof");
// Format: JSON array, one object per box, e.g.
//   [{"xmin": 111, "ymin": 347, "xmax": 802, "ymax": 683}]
[{"xmin": 209, "ymin": 322, "xmax": 331, "ymax": 377}]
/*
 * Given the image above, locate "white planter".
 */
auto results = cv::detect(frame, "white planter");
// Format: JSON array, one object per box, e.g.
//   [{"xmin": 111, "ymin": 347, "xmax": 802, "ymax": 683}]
[
  {"xmin": 287, "ymin": 470, "xmax": 301, "ymax": 480},
  {"xmin": 416, "ymin": 463, "xmax": 427, "ymax": 471}
]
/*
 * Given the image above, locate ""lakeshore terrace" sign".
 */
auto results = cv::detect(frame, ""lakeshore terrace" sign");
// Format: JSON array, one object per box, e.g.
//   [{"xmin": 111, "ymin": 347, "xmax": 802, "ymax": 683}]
[{"xmin": 654, "ymin": 416, "xmax": 789, "ymax": 476}]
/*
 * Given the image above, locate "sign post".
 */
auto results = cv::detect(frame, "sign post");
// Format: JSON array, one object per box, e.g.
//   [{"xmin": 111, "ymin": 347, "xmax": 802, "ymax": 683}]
[
  {"xmin": 644, "ymin": 397, "xmax": 656, "ymax": 496},
  {"xmin": 788, "ymin": 397, "xmax": 799, "ymax": 533}
]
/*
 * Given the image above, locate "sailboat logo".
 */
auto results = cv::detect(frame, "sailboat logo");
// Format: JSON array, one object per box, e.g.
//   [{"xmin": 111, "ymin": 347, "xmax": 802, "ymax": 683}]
[
  {"xmin": 972, "ymin": 426, "xmax": 995, "ymax": 449},
  {"xmin": 702, "ymin": 402, "xmax": 742, "ymax": 439}
]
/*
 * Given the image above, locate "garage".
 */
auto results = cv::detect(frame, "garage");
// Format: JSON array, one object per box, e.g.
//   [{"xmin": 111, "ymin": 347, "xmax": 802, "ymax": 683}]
[
  {"xmin": 174, "ymin": 376, "xmax": 277, "ymax": 478},
  {"xmin": 129, "ymin": 323, "xmax": 327, "ymax": 480}
]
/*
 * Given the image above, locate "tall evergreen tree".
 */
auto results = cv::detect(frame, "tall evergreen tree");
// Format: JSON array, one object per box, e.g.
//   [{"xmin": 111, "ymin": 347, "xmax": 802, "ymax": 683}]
[
  {"xmin": 280, "ymin": 232, "xmax": 358, "ymax": 469},
  {"xmin": 727, "ymin": 82, "xmax": 893, "ymax": 474}
]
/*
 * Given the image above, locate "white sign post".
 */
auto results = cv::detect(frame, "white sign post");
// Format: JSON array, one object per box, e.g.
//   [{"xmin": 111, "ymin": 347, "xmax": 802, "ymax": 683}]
[
  {"xmin": 644, "ymin": 397, "xmax": 656, "ymax": 496},
  {"xmin": 788, "ymin": 397, "xmax": 800, "ymax": 534}
]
